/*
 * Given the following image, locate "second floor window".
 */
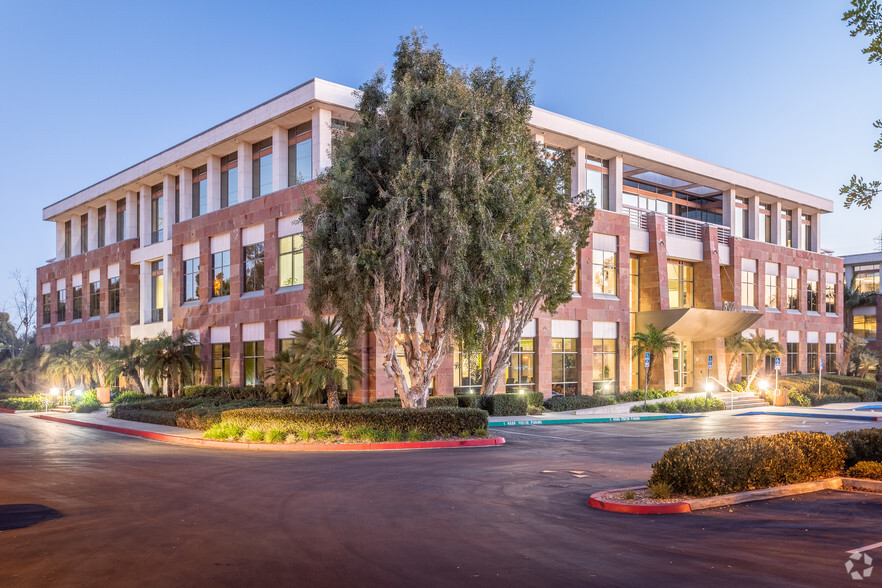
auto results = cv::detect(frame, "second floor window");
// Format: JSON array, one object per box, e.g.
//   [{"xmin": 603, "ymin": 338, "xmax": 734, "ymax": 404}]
[
  {"xmin": 221, "ymin": 152, "xmax": 238, "ymax": 208},
  {"xmin": 57, "ymin": 289, "xmax": 66, "ymax": 322},
  {"xmin": 243, "ymin": 243, "xmax": 265, "ymax": 293},
  {"xmin": 184, "ymin": 258, "xmax": 199, "ymax": 302},
  {"xmin": 807, "ymin": 277, "xmax": 819, "ymax": 312},
  {"xmin": 151, "ymin": 183, "xmax": 163, "ymax": 243},
  {"xmin": 98, "ymin": 206, "xmax": 106, "ymax": 248},
  {"xmin": 252, "ymin": 138, "xmax": 272, "ymax": 198},
  {"xmin": 855, "ymin": 266, "xmax": 880, "ymax": 293},
  {"xmin": 786, "ymin": 276, "xmax": 800, "ymax": 311},
  {"xmin": 592, "ymin": 245, "xmax": 617, "ymax": 296},
  {"xmin": 116, "ymin": 198, "xmax": 126, "ymax": 242},
  {"xmin": 212, "ymin": 250, "xmax": 230, "ymax": 297},
  {"xmin": 826, "ymin": 278, "xmax": 837, "ymax": 314},
  {"xmin": 765, "ymin": 274, "xmax": 778, "ymax": 308},
  {"xmin": 42, "ymin": 293, "xmax": 51, "ymax": 324},
  {"xmin": 668, "ymin": 261, "xmax": 694, "ymax": 309},
  {"xmin": 279, "ymin": 234, "xmax": 304, "ymax": 287},
  {"xmin": 192, "ymin": 165, "xmax": 207, "ymax": 217},
  {"xmin": 741, "ymin": 264, "xmax": 756, "ymax": 308},
  {"xmin": 150, "ymin": 260, "xmax": 164, "ymax": 323},
  {"xmin": 73, "ymin": 285, "xmax": 82, "ymax": 320},
  {"xmin": 108, "ymin": 276, "xmax": 120, "ymax": 314},
  {"xmin": 89, "ymin": 280, "xmax": 100, "ymax": 317}
]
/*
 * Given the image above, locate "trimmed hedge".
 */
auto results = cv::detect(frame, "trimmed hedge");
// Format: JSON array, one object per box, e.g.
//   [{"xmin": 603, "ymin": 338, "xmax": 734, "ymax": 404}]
[
  {"xmin": 632, "ymin": 397, "xmax": 725, "ymax": 413},
  {"xmin": 485, "ymin": 394, "xmax": 528, "ymax": 416},
  {"xmin": 110, "ymin": 408, "xmax": 177, "ymax": 427},
  {"xmin": 111, "ymin": 391, "xmax": 150, "ymax": 407},
  {"xmin": 822, "ymin": 375, "xmax": 880, "ymax": 392},
  {"xmin": 455, "ymin": 394, "xmax": 486, "ymax": 410},
  {"xmin": 354, "ymin": 396, "xmax": 460, "ymax": 409},
  {"xmin": 110, "ymin": 397, "xmax": 282, "ymax": 430},
  {"xmin": 847, "ymin": 461, "xmax": 882, "ymax": 480},
  {"xmin": 182, "ymin": 385, "xmax": 272, "ymax": 400},
  {"xmin": 777, "ymin": 375, "xmax": 865, "ymax": 406},
  {"xmin": 220, "ymin": 406, "xmax": 488, "ymax": 438},
  {"xmin": 648, "ymin": 432, "xmax": 845, "ymax": 497},
  {"xmin": 543, "ymin": 395, "xmax": 616, "ymax": 412},
  {"xmin": 0, "ymin": 396, "xmax": 44, "ymax": 411},
  {"xmin": 525, "ymin": 391, "xmax": 544, "ymax": 408},
  {"xmin": 787, "ymin": 389, "xmax": 811, "ymax": 407},
  {"xmin": 834, "ymin": 428, "xmax": 882, "ymax": 466},
  {"xmin": 615, "ymin": 389, "xmax": 678, "ymax": 403}
]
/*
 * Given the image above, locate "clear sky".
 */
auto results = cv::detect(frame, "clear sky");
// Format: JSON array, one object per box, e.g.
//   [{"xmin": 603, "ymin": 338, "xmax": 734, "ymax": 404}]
[{"xmin": 1, "ymin": 0, "xmax": 880, "ymax": 319}]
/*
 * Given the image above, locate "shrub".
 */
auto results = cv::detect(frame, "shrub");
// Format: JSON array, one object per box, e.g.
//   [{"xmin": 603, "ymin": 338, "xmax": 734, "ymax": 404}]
[
  {"xmin": 787, "ymin": 389, "xmax": 811, "ymax": 407},
  {"xmin": 615, "ymin": 389, "xmax": 678, "ymax": 403},
  {"xmin": 647, "ymin": 481, "xmax": 673, "ymax": 499},
  {"xmin": 265, "ymin": 429, "xmax": 287, "ymax": 443},
  {"xmin": 834, "ymin": 428, "xmax": 882, "ymax": 466},
  {"xmin": 543, "ymin": 395, "xmax": 616, "ymax": 412},
  {"xmin": 485, "ymin": 394, "xmax": 528, "ymax": 416},
  {"xmin": 350, "ymin": 396, "xmax": 459, "ymax": 409},
  {"xmin": 0, "ymin": 396, "xmax": 44, "ymax": 411},
  {"xmin": 814, "ymin": 393, "xmax": 862, "ymax": 405},
  {"xmin": 243, "ymin": 429, "xmax": 264, "ymax": 442},
  {"xmin": 220, "ymin": 406, "xmax": 487, "ymax": 439},
  {"xmin": 841, "ymin": 385, "xmax": 878, "ymax": 402},
  {"xmin": 846, "ymin": 461, "xmax": 882, "ymax": 480},
  {"xmin": 204, "ymin": 422, "xmax": 244, "ymax": 440},
  {"xmin": 632, "ymin": 397, "xmax": 726, "ymax": 414},
  {"xmin": 524, "ymin": 391, "xmax": 545, "ymax": 408},
  {"xmin": 623, "ymin": 489, "xmax": 636, "ymax": 501},
  {"xmin": 110, "ymin": 391, "xmax": 150, "ymax": 407},
  {"xmin": 822, "ymin": 375, "xmax": 879, "ymax": 392},
  {"xmin": 110, "ymin": 408, "xmax": 177, "ymax": 427},
  {"xmin": 183, "ymin": 385, "xmax": 271, "ymax": 401},
  {"xmin": 73, "ymin": 397, "xmax": 101, "ymax": 413},
  {"xmin": 648, "ymin": 431, "xmax": 845, "ymax": 497},
  {"xmin": 527, "ymin": 406, "xmax": 543, "ymax": 415},
  {"xmin": 455, "ymin": 394, "xmax": 487, "ymax": 410}
]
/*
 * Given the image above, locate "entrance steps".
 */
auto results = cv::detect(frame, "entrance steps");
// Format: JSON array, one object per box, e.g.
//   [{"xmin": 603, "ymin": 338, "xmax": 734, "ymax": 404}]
[
  {"xmin": 712, "ymin": 392, "xmax": 769, "ymax": 410},
  {"xmin": 50, "ymin": 406, "xmax": 73, "ymax": 413}
]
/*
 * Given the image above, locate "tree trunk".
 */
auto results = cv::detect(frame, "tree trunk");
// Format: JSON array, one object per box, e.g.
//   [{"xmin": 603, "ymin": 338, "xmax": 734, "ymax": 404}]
[
  {"xmin": 727, "ymin": 353, "xmax": 741, "ymax": 383},
  {"xmin": 131, "ymin": 372, "xmax": 145, "ymax": 395},
  {"xmin": 327, "ymin": 382, "xmax": 340, "ymax": 410}
]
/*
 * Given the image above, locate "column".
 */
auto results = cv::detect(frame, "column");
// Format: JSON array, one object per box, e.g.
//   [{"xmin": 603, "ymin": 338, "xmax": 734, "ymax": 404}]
[
  {"xmin": 231, "ymin": 325, "xmax": 244, "ymax": 387},
  {"xmin": 810, "ymin": 212, "xmax": 821, "ymax": 252},
  {"xmin": 105, "ymin": 199, "xmax": 118, "ymax": 246},
  {"xmin": 124, "ymin": 190, "xmax": 138, "ymax": 240},
  {"xmin": 71, "ymin": 214, "xmax": 82, "ymax": 255},
  {"xmin": 163, "ymin": 175, "xmax": 176, "ymax": 241},
  {"xmin": 607, "ymin": 156, "xmax": 624, "ymax": 212},
  {"xmin": 179, "ymin": 167, "xmax": 193, "ymax": 221},
  {"xmin": 163, "ymin": 253, "xmax": 172, "ymax": 323},
  {"xmin": 312, "ymin": 108, "xmax": 333, "ymax": 178},
  {"xmin": 793, "ymin": 206, "xmax": 804, "ymax": 250},
  {"xmin": 571, "ymin": 145, "xmax": 586, "ymax": 199},
  {"xmin": 139, "ymin": 185, "xmax": 151, "ymax": 245},
  {"xmin": 238, "ymin": 142, "xmax": 253, "ymax": 202},
  {"xmin": 580, "ymin": 320, "xmax": 593, "ymax": 394},
  {"xmin": 272, "ymin": 126, "xmax": 288, "ymax": 191},
  {"xmin": 140, "ymin": 260, "xmax": 150, "ymax": 325},
  {"xmin": 87, "ymin": 207, "xmax": 99, "ymax": 251},
  {"xmin": 770, "ymin": 201, "xmax": 782, "ymax": 246},
  {"xmin": 536, "ymin": 317, "xmax": 553, "ymax": 398},
  {"xmin": 747, "ymin": 196, "xmax": 759, "ymax": 240},
  {"xmin": 206, "ymin": 156, "xmax": 221, "ymax": 213},
  {"xmin": 721, "ymin": 188, "xmax": 736, "ymax": 232},
  {"xmin": 55, "ymin": 221, "xmax": 65, "ymax": 260}
]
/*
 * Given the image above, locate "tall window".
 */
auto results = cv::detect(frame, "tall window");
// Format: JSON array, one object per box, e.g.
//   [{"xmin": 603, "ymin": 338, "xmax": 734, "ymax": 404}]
[
  {"xmin": 592, "ymin": 239, "xmax": 617, "ymax": 295},
  {"xmin": 64, "ymin": 220, "xmax": 71, "ymax": 258},
  {"xmin": 551, "ymin": 338, "xmax": 578, "ymax": 395},
  {"xmin": 212, "ymin": 343, "xmax": 231, "ymax": 386},
  {"xmin": 279, "ymin": 234, "xmax": 304, "ymax": 287},
  {"xmin": 802, "ymin": 214, "xmax": 812, "ymax": 250},
  {"xmin": 734, "ymin": 197, "xmax": 749, "ymax": 238},
  {"xmin": 212, "ymin": 250, "xmax": 230, "ymax": 297},
  {"xmin": 57, "ymin": 289, "xmax": 66, "ymax": 322},
  {"xmin": 184, "ymin": 258, "xmax": 199, "ymax": 302},
  {"xmin": 673, "ymin": 341, "xmax": 692, "ymax": 388},
  {"xmin": 668, "ymin": 261, "xmax": 694, "ymax": 309},
  {"xmin": 787, "ymin": 342, "xmax": 799, "ymax": 373},
  {"xmin": 192, "ymin": 164, "xmax": 207, "ymax": 217},
  {"xmin": 505, "ymin": 339, "xmax": 535, "ymax": 391},
  {"xmin": 221, "ymin": 152, "xmax": 238, "ymax": 208},
  {"xmin": 593, "ymin": 338, "xmax": 617, "ymax": 393},
  {"xmin": 629, "ymin": 257, "xmax": 640, "ymax": 312},
  {"xmin": 758, "ymin": 204, "xmax": 771, "ymax": 243},
  {"xmin": 288, "ymin": 123, "xmax": 313, "ymax": 186},
  {"xmin": 853, "ymin": 315, "xmax": 877, "ymax": 339},
  {"xmin": 80, "ymin": 213, "xmax": 88, "ymax": 253},
  {"xmin": 150, "ymin": 260, "xmax": 163, "ymax": 323},
  {"xmin": 855, "ymin": 265, "xmax": 879, "ymax": 293},
  {"xmin": 108, "ymin": 276, "xmax": 120, "ymax": 314},
  {"xmin": 42, "ymin": 292, "xmax": 51, "ymax": 324},
  {"xmin": 825, "ymin": 276, "xmax": 837, "ymax": 314},
  {"xmin": 97, "ymin": 206, "xmax": 106, "ymax": 248},
  {"xmin": 806, "ymin": 273, "xmax": 819, "ymax": 312},
  {"xmin": 89, "ymin": 279, "xmax": 100, "ymax": 317},
  {"xmin": 116, "ymin": 198, "xmax": 126, "ymax": 242},
  {"xmin": 826, "ymin": 343, "xmax": 836, "ymax": 373},
  {"xmin": 586, "ymin": 157, "xmax": 610, "ymax": 210},
  {"xmin": 765, "ymin": 273, "xmax": 778, "ymax": 309},
  {"xmin": 741, "ymin": 265, "xmax": 756, "ymax": 308},
  {"xmin": 150, "ymin": 183, "xmax": 163, "ymax": 243},
  {"xmin": 252, "ymin": 138, "xmax": 273, "ymax": 197},
  {"xmin": 244, "ymin": 341, "xmax": 264, "ymax": 386},
  {"xmin": 453, "ymin": 345, "xmax": 482, "ymax": 393},
  {"xmin": 781, "ymin": 210, "xmax": 793, "ymax": 247},
  {"xmin": 243, "ymin": 242, "xmax": 265, "ymax": 293},
  {"xmin": 72, "ymin": 284, "xmax": 82, "ymax": 320},
  {"xmin": 786, "ymin": 272, "xmax": 800, "ymax": 311},
  {"xmin": 807, "ymin": 343, "xmax": 818, "ymax": 373}
]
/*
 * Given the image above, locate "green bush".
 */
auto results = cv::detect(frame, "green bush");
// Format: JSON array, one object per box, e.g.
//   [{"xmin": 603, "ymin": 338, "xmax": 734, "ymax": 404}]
[
  {"xmin": 615, "ymin": 389, "xmax": 678, "ymax": 403},
  {"xmin": 787, "ymin": 389, "xmax": 811, "ymax": 407},
  {"xmin": 822, "ymin": 375, "xmax": 879, "ymax": 392},
  {"xmin": 815, "ymin": 393, "xmax": 862, "ymax": 405},
  {"xmin": 841, "ymin": 385, "xmax": 878, "ymax": 402},
  {"xmin": 220, "ymin": 406, "xmax": 487, "ymax": 439},
  {"xmin": 265, "ymin": 429, "xmax": 287, "ymax": 443},
  {"xmin": 0, "ymin": 396, "xmax": 44, "ymax": 411},
  {"xmin": 73, "ymin": 391, "xmax": 101, "ymax": 413},
  {"xmin": 243, "ymin": 429, "xmax": 264, "ymax": 442},
  {"xmin": 834, "ymin": 428, "xmax": 882, "ymax": 466},
  {"xmin": 204, "ymin": 422, "xmax": 244, "ymax": 440},
  {"xmin": 455, "ymin": 394, "xmax": 487, "ymax": 410},
  {"xmin": 110, "ymin": 391, "xmax": 150, "ymax": 407},
  {"xmin": 648, "ymin": 431, "xmax": 845, "ymax": 498},
  {"xmin": 632, "ymin": 397, "xmax": 725, "ymax": 414},
  {"xmin": 182, "ymin": 385, "xmax": 271, "ymax": 401},
  {"xmin": 543, "ymin": 394, "xmax": 616, "ymax": 412},
  {"xmin": 846, "ymin": 461, "xmax": 882, "ymax": 480},
  {"xmin": 524, "ymin": 391, "xmax": 545, "ymax": 408},
  {"xmin": 485, "ymin": 394, "xmax": 528, "ymax": 416},
  {"xmin": 109, "ymin": 407, "xmax": 177, "ymax": 427},
  {"xmin": 777, "ymin": 375, "xmax": 868, "ymax": 406}
]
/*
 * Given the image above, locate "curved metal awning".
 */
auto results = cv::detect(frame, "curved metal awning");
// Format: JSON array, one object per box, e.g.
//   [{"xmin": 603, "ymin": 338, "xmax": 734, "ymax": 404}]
[{"xmin": 635, "ymin": 308, "xmax": 762, "ymax": 341}]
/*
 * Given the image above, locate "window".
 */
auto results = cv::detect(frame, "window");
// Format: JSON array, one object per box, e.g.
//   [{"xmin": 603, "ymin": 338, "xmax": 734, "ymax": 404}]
[
  {"xmin": 787, "ymin": 342, "xmax": 799, "ymax": 373},
  {"xmin": 279, "ymin": 337, "xmax": 293, "ymax": 355},
  {"xmin": 288, "ymin": 123, "xmax": 313, "ymax": 186},
  {"xmin": 853, "ymin": 315, "xmax": 877, "ymax": 339},
  {"xmin": 552, "ymin": 338, "xmax": 578, "ymax": 395},
  {"xmin": 150, "ymin": 260, "xmax": 163, "ymax": 323},
  {"xmin": 243, "ymin": 242, "xmax": 265, "ymax": 293},
  {"xmin": 806, "ymin": 274, "xmax": 819, "ymax": 312},
  {"xmin": 221, "ymin": 152, "xmax": 238, "ymax": 208},
  {"xmin": 571, "ymin": 249, "xmax": 580, "ymax": 293},
  {"xmin": 786, "ymin": 274, "xmax": 800, "ymax": 311},
  {"xmin": 57, "ymin": 289, "xmax": 66, "ymax": 322},
  {"xmin": 586, "ymin": 157, "xmax": 609, "ymax": 210},
  {"xmin": 673, "ymin": 341, "xmax": 692, "ymax": 388},
  {"xmin": 826, "ymin": 343, "xmax": 836, "ymax": 373},
  {"xmin": 629, "ymin": 257, "xmax": 640, "ymax": 312},
  {"xmin": 592, "ymin": 240, "xmax": 617, "ymax": 296},
  {"xmin": 97, "ymin": 206, "xmax": 106, "ymax": 248},
  {"xmin": 758, "ymin": 204, "xmax": 771, "ymax": 243},
  {"xmin": 64, "ymin": 220, "xmax": 71, "ymax": 258},
  {"xmin": 108, "ymin": 276, "xmax": 120, "ymax": 314},
  {"xmin": 505, "ymin": 339, "xmax": 535, "ymax": 391},
  {"xmin": 593, "ymin": 338, "xmax": 617, "ymax": 393},
  {"xmin": 668, "ymin": 261, "xmax": 694, "ymax": 309},
  {"xmin": 72, "ymin": 285, "xmax": 82, "ymax": 320},
  {"xmin": 807, "ymin": 343, "xmax": 818, "ymax": 373},
  {"xmin": 212, "ymin": 250, "xmax": 230, "ymax": 297},
  {"xmin": 453, "ymin": 345, "xmax": 482, "ymax": 393},
  {"xmin": 781, "ymin": 210, "xmax": 793, "ymax": 247},
  {"xmin": 734, "ymin": 197, "xmax": 749, "ymax": 238},
  {"xmin": 854, "ymin": 265, "xmax": 879, "ymax": 293},
  {"xmin": 741, "ymin": 268, "xmax": 756, "ymax": 308},
  {"xmin": 80, "ymin": 213, "xmax": 88, "ymax": 253},
  {"xmin": 765, "ymin": 274, "xmax": 778, "ymax": 308},
  {"xmin": 192, "ymin": 165, "xmax": 207, "ymax": 217},
  {"xmin": 42, "ymin": 292, "xmax": 51, "ymax": 324},
  {"xmin": 825, "ymin": 276, "xmax": 837, "ymax": 314},
  {"xmin": 89, "ymin": 280, "xmax": 100, "ymax": 317},
  {"xmin": 802, "ymin": 214, "xmax": 812, "ymax": 250},
  {"xmin": 742, "ymin": 352, "xmax": 755, "ymax": 381},
  {"xmin": 212, "ymin": 343, "xmax": 231, "ymax": 386},
  {"xmin": 183, "ymin": 258, "xmax": 199, "ymax": 302},
  {"xmin": 150, "ymin": 183, "xmax": 163, "ymax": 243},
  {"xmin": 244, "ymin": 341, "xmax": 264, "ymax": 386},
  {"xmin": 252, "ymin": 138, "xmax": 272, "ymax": 198},
  {"xmin": 116, "ymin": 198, "xmax": 126, "ymax": 242},
  {"xmin": 279, "ymin": 234, "xmax": 304, "ymax": 287}
]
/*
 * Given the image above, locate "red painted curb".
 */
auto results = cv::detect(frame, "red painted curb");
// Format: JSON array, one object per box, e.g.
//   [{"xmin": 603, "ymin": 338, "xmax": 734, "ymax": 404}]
[
  {"xmin": 588, "ymin": 486, "xmax": 692, "ymax": 515},
  {"xmin": 0, "ymin": 408, "xmax": 15, "ymax": 414},
  {"xmin": 33, "ymin": 415, "xmax": 505, "ymax": 452}
]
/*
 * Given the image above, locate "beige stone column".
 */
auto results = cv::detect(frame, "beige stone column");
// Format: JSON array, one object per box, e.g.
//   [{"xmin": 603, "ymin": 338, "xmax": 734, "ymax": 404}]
[
  {"xmin": 272, "ymin": 126, "xmax": 288, "ymax": 191},
  {"xmin": 607, "ymin": 156, "xmax": 624, "ymax": 213},
  {"xmin": 238, "ymin": 142, "xmax": 253, "ymax": 201},
  {"xmin": 312, "ymin": 108, "xmax": 332, "ymax": 178},
  {"xmin": 207, "ymin": 156, "xmax": 221, "ymax": 213}
]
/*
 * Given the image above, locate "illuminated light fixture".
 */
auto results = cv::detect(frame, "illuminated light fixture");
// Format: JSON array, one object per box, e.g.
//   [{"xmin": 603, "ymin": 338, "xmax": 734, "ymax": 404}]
[{"xmin": 758, "ymin": 379, "xmax": 769, "ymax": 391}]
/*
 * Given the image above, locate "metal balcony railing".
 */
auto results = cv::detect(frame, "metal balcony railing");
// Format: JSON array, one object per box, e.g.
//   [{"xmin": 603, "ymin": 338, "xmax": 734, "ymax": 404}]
[{"xmin": 624, "ymin": 205, "xmax": 731, "ymax": 245}]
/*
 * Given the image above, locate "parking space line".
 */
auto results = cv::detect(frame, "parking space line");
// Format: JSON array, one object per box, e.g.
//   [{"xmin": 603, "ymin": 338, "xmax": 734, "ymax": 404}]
[
  {"xmin": 847, "ymin": 541, "xmax": 882, "ymax": 554},
  {"xmin": 501, "ymin": 430, "xmax": 583, "ymax": 442}
]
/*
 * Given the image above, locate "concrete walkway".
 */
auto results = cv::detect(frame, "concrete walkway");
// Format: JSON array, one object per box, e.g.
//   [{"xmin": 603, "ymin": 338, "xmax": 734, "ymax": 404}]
[{"xmin": 26, "ymin": 407, "xmax": 205, "ymax": 438}]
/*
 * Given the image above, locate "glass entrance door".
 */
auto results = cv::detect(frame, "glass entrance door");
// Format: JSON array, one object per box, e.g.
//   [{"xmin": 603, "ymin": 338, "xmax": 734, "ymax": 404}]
[{"xmin": 672, "ymin": 341, "xmax": 692, "ymax": 390}]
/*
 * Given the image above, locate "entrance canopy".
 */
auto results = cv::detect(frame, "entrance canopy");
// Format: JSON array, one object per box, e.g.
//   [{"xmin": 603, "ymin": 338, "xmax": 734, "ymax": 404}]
[{"xmin": 635, "ymin": 309, "xmax": 762, "ymax": 342}]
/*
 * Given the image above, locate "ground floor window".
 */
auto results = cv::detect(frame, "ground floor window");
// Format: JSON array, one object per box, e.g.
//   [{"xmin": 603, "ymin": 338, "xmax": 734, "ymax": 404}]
[
  {"xmin": 244, "ymin": 341, "xmax": 264, "ymax": 386},
  {"xmin": 806, "ymin": 343, "xmax": 818, "ymax": 374},
  {"xmin": 787, "ymin": 342, "xmax": 799, "ymax": 374},
  {"xmin": 278, "ymin": 338, "xmax": 293, "ymax": 355},
  {"xmin": 552, "ymin": 337, "xmax": 578, "ymax": 395},
  {"xmin": 453, "ymin": 345, "xmax": 482, "ymax": 394},
  {"xmin": 826, "ymin": 343, "xmax": 836, "ymax": 374},
  {"xmin": 741, "ymin": 353, "xmax": 754, "ymax": 381},
  {"xmin": 505, "ymin": 338, "xmax": 535, "ymax": 391},
  {"xmin": 673, "ymin": 341, "xmax": 691, "ymax": 388},
  {"xmin": 212, "ymin": 343, "xmax": 230, "ymax": 386},
  {"xmin": 592, "ymin": 338, "xmax": 617, "ymax": 393},
  {"xmin": 853, "ymin": 315, "xmax": 877, "ymax": 339}
]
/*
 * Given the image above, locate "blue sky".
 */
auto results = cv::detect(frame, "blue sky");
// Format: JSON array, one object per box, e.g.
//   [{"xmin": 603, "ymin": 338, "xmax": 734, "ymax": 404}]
[{"xmin": 1, "ymin": 0, "xmax": 880, "ymax": 321}]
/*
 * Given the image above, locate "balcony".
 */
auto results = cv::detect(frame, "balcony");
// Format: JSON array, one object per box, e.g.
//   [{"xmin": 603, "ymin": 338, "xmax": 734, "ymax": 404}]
[{"xmin": 626, "ymin": 205, "xmax": 730, "ymax": 245}]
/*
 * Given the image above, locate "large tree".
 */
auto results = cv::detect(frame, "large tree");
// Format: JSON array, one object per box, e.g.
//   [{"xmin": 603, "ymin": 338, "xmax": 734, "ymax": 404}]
[
  {"xmin": 304, "ymin": 32, "xmax": 587, "ymax": 407},
  {"xmin": 841, "ymin": 0, "xmax": 882, "ymax": 208}
]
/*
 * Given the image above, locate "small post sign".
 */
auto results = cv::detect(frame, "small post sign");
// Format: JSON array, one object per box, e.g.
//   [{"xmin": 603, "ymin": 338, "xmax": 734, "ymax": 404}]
[
  {"xmin": 644, "ymin": 352, "xmax": 650, "ymax": 368},
  {"xmin": 774, "ymin": 357, "xmax": 781, "ymax": 371},
  {"xmin": 707, "ymin": 355, "xmax": 713, "ymax": 369}
]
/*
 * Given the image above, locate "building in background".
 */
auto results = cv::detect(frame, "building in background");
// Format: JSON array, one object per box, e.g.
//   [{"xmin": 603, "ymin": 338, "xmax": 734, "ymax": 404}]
[
  {"xmin": 842, "ymin": 252, "xmax": 882, "ymax": 368},
  {"xmin": 36, "ymin": 78, "xmax": 844, "ymax": 399}
]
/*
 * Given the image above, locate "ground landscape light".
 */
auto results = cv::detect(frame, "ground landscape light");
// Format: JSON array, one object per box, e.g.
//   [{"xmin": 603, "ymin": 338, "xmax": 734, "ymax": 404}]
[
  {"xmin": 49, "ymin": 387, "xmax": 61, "ymax": 396},
  {"xmin": 758, "ymin": 379, "xmax": 769, "ymax": 391}
]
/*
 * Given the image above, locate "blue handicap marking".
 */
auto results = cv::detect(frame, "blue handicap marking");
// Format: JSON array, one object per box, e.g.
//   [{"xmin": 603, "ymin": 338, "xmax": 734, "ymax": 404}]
[
  {"xmin": 775, "ymin": 356, "xmax": 781, "ymax": 369},
  {"xmin": 644, "ymin": 352, "xmax": 650, "ymax": 368},
  {"xmin": 819, "ymin": 357, "xmax": 824, "ymax": 370},
  {"xmin": 708, "ymin": 355, "xmax": 712, "ymax": 369}
]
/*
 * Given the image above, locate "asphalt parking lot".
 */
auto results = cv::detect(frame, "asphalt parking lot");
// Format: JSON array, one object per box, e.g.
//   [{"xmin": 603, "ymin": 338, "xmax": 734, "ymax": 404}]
[{"xmin": 0, "ymin": 413, "xmax": 880, "ymax": 587}]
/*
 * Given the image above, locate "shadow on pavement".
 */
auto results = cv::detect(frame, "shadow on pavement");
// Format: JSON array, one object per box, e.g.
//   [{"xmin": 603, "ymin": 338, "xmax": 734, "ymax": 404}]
[{"xmin": 0, "ymin": 504, "xmax": 63, "ymax": 530}]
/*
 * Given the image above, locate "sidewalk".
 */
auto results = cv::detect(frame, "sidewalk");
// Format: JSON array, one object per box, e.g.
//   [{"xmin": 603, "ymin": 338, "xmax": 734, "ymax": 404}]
[{"xmin": 30, "ymin": 407, "xmax": 204, "ymax": 438}]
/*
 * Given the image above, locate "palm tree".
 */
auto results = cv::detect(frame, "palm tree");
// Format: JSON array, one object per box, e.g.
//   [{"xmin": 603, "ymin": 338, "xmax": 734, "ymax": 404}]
[
  {"xmin": 855, "ymin": 348, "xmax": 879, "ymax": 379},
  {"xmin": 742, "ymin": 336, "xmax": 783, "ymax": 392},
  {"xmin": 725, "ymin": 333, "xmax": 746, "ymax": 383},
  {"xmin": 845, "ymin": 274, "xmax": 877, "ymax": 309},
  {"xmin": 842, "ymin": 332, "xmax": 866, "ymax": 376},
  {"xmin": 264, "ymin": 348, "xmax": 297, "ymax": 403},
  {"xmin": 288, "ymin": 316, "xmax": 363, "ymax": 410},
  {"xmin": 40, "ymin": 340, "xmax": 81, "ymax": 389},
  {"xmin": 105, "ymin": 339, "xmax": 147, "ymax": 395},
  {"xmin": 0, "ymin": 345, "xmax": 43, "ymax": 395},
  {"xmin": 631, "ymin": 324, "xmax": 678, "ymax": 387},
  {"xmin": 141, "ymin": 331, "xmax": 199, "ymax": 397}
]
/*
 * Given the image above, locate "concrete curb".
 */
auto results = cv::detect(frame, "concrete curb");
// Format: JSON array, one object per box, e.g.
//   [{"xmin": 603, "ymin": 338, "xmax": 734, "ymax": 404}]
[
  {"xmin": 488, "ymin": 414, "xmax": 703, "ymax": 427},
  {"xmin": 32, "ymin": 414, "xmax": 506, "ymax": 452},
  {"xmin": 588, "ymin": 476, "xmax": 882, "ymax": 515},
  {"xmin": 735, "ymin": 410, "xmax": 882, "ymax": 421},
  {"xmin": 0, "ymin": 408, "xmax": 15, "ymax": 414}
]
